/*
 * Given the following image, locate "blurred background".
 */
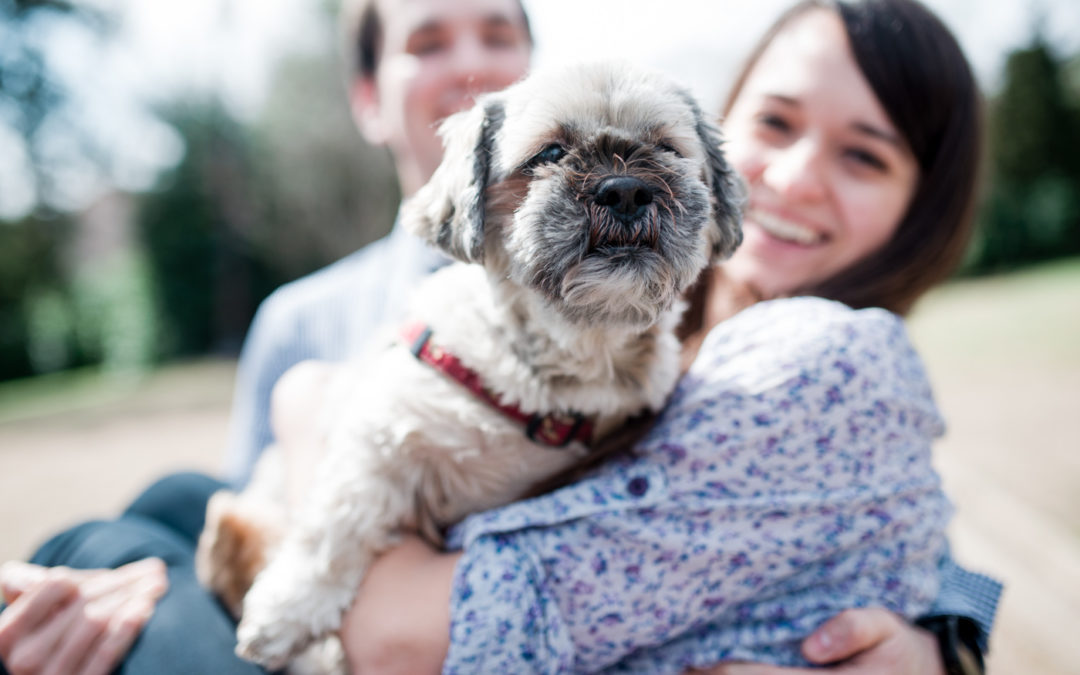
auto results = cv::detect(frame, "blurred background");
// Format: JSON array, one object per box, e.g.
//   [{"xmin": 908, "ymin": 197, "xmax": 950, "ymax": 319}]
[{"xmin": 0, "ymin": 0, "xmax": 1078, "ymax": 672}]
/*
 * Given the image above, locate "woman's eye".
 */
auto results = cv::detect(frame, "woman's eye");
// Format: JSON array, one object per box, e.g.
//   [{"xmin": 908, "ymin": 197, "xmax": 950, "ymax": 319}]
[
  {"xmin": 757, "ymin": 113, "xmax": 791, "ymax": 133},
  {"xmin": 528, "ymin": 144, "xmax": 567, "ymax": 167},
  {"xmin": 845, "ymin": 147, "xmax": 888, "ymax": 172}
]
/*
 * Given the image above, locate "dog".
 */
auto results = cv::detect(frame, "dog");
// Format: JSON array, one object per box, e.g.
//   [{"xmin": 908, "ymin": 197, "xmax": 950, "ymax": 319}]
[{"xmin": 196, "ymin": 61, "xmax": 743, "ymax": 672}]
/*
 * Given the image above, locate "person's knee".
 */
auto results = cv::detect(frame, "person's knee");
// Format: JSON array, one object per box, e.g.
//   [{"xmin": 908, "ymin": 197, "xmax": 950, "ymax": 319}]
[
  {"xmin": 124, "ymin": 472, "xmax": 227, "ymax": 545},
  {"xmin": 29, "ymin": 519, "xmax": 192, "ymax": 570},
  {"xmin": 28, "ymin": 520, "xmax": 110, "ymax": 567},
  {"xmin": 126, "ymin": 472, "xmax": 223, "ymax": 520}
]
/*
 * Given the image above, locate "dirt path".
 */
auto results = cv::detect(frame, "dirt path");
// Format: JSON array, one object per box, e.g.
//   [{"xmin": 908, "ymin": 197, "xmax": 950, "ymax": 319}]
[{"xmin": 0, "ymin": 361, "xmax": 233, "ymax": 563}]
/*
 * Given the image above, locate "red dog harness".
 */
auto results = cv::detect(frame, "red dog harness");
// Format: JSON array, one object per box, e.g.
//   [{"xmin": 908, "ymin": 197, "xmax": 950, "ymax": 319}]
[{"xmin": 401, "ymin": 322, "xmax": 594, "ymax": 448}]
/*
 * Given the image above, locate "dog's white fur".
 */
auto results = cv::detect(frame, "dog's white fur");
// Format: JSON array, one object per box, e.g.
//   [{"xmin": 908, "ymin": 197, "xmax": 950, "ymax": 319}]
[{"xmin": 198, "ymin": 62, "xmax": 743, "ymax": 671}]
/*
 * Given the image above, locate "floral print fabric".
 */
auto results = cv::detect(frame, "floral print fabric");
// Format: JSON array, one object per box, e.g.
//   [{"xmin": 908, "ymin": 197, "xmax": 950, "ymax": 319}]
[{"xmin": 443, "ymin": 297, "xmax": 952, "ymax": 673}]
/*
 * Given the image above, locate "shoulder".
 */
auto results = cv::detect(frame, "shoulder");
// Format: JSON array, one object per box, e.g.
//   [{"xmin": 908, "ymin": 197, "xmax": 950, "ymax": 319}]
[
  {"xmin": 684, "ymin": 297, "xmax": 938, "ymax": 422},
  {"xmin": 262, "ymin": 240, "xmax": 392, "ymax": 320},
  {"xmin": 713, "ymin": 296, "xmax": 907, "ymax": 353},
  {"xmin": 695, "ymin": 297, "xmax": 918, "ymax": 379},
  {"xmin": 241, "ymin": 240, "xmax": 394, "ymax": 367}
]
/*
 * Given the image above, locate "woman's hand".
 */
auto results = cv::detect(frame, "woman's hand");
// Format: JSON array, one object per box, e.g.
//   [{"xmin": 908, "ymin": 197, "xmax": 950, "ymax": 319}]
[
  {"xmin": 339, "ymin": 536, "xmax": 460, "ymax": 675},
  {"xmin": 0, "ymin": 558, "xmax": 168, "ymax": 675},
  {"xmin": 692, "ymin": 607, "xmax": 945, "ymax": 675}
]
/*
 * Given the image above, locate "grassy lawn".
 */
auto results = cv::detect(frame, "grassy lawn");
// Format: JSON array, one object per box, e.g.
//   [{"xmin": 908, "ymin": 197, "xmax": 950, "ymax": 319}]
[
  {"xmin": 908, "ymin": 257, "xmax": 1080, "ymax": 369},
  {"xmin": 0, "ymin": 357, "xmax": 237, "ymax": 427}
]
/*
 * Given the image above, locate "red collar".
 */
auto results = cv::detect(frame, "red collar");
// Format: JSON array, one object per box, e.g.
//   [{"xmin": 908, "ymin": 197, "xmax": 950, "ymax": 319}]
[{"xmin": 401, "ymin": 322, "xmax": 594, "ymax": 448}]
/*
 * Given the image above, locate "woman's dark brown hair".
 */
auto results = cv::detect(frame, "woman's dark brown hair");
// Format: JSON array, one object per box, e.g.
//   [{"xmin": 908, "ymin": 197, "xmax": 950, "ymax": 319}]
[{"xmin": 723, "ymin": 0, "xmax": 983, "ymax": 315}]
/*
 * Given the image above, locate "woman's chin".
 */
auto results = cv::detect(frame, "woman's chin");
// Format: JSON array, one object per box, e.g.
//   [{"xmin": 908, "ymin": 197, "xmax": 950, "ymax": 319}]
[{"xmin": 725, "ymin": 229, "xmax": 821, "ymax": 297}]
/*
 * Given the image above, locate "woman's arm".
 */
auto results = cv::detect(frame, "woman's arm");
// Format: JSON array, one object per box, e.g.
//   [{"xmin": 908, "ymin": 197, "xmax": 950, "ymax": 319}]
[
  {"xmin": 339, "ymin": 537, "xmax": 458, "ymax": 675},
  {"xmin": 341, "ymin": 542, "xmax": 950, "ymax": 675}
]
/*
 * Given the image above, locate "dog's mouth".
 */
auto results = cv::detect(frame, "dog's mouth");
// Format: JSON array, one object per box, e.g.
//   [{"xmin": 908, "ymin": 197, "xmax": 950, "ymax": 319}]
[
  {"xmin": 586, "ymin": 203, "xmax": 660, "ymax": 252},
  {"xmin": 584, "ymin": 175, "xmax": 665, "ymax": 252}
]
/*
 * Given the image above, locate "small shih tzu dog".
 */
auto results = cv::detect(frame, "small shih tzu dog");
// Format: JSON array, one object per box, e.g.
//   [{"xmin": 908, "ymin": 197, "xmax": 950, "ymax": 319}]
[{"xmin": 195, "ymin": 61, "xmax": 744, "ymax": 672}]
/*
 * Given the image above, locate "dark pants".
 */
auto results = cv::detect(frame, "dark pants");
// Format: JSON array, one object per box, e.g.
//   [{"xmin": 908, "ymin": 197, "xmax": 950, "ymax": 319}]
[{"xmin": 1, "ymin": 472, "xmax": 267, "ymax": 675}]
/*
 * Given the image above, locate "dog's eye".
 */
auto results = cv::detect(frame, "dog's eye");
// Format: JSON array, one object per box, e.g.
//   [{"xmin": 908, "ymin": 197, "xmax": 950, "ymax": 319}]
[
  {"xmin": 658, "ymin": 142, "xmax": 682, "ymax": 158},
  {"xmin": 528, "ymin": 143, "xmax": 567, "ymax": 167}
]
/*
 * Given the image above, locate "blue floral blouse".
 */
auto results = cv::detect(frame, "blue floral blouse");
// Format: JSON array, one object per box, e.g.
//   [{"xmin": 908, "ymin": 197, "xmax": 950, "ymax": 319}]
[{"xmin": 442, "ymin": 297, "xmax": 953, "ymax": 673}]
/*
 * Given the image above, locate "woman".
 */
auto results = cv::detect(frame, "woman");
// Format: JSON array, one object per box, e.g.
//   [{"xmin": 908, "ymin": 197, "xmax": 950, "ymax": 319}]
[{"xmin": 0, "ymin": 0, "xmax": 999, "ymax": 673}]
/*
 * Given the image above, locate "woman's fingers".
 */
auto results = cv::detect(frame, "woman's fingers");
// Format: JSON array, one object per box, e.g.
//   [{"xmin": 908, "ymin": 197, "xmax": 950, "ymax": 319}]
[{"xmin": 801, "ymin": 607, "xmax": 899, "ymax": 663}]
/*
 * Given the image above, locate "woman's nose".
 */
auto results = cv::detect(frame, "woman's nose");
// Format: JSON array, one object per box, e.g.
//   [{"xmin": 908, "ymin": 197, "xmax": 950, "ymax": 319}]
[{"xmin": 761, "ymin": 139, "xmax": 827, "ymax": 203}]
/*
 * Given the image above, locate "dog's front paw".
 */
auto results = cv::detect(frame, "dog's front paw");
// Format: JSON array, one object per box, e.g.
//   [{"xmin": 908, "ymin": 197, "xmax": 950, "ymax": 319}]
[{"xmin": 235, "ymin": 613, "xmax": 313, "ymax": 671}]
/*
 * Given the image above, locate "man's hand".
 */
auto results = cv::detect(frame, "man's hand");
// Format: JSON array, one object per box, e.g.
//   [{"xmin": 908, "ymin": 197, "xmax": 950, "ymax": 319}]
[
  {"xmin": 692, "ymin": 607, "xmax": 945, "ymax": 675},
  {"xmin": 0, "ymin": 558, "xmax": 168, "ymax": 675},
  {"xmin": 339, "ymin": 536, "xmax": 460, "ymax": 675}
]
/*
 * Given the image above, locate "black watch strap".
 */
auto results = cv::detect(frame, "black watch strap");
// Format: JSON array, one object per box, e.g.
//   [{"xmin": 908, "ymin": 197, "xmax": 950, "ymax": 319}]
[{"xmin": 915, "ymin": 614, "xmax": 986, "ymax": 675}]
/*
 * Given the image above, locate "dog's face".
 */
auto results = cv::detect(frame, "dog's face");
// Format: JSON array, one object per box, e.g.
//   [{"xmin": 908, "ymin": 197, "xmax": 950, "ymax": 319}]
[{"xmin": 403, "ymin": 62, "xmax": 744, "ymax": 327}]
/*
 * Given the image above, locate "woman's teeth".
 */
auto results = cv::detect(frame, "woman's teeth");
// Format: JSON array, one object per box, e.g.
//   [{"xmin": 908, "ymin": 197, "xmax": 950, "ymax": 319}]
[{"xmin": 752, "ymin": 210, "xmax": 824, "ymax": 245}]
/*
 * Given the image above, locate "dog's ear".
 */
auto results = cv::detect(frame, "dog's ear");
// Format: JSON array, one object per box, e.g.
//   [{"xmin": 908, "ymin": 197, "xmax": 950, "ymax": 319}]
[
  {"xmin": 681, "ymin": 93, "xmax": 745, "ymax": 261},
  {"xmin": 401, "ymin": 98, "xmax": 506, "ymax": 264}
]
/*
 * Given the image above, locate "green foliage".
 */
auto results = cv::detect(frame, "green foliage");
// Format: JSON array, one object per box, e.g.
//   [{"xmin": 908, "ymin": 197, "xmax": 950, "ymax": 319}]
[
  {"xmin": 968, "ymin": 38, "xmax": 1080, "ymax": 273},
  {"xmin": 132, "ymin": 37, "xmax": 399, "ymax": 363},
  {"xmin": 68, "ymin": 252, "xmax": 160, "ymax": 373},
  {"xmin": 247, "ymin": 46, "xmax": 399, "ymax": 278},
  {"xmin": 0, "ymin": 0, "xmax": 111, "ymax": 207},
  {"xmin": 137, "ymin": 100, "xmax": 280, "ymax": 358},
  {"xmin": 0, "ymin": 3, "xmax": 401, "ymax": 383},
  {"xmin": 0, "ymin": 213, "xmax": 68, "ymax": 379}
]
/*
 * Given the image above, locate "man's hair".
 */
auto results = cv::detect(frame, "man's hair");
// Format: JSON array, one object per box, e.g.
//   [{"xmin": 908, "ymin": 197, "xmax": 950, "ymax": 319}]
[
  {"xmin": 341, "ymin": 0, "xmax": 534, "ymax": 80},
  {"xmin": 722, "ymin": 0, "xmax": 983, "ymax": 315}
]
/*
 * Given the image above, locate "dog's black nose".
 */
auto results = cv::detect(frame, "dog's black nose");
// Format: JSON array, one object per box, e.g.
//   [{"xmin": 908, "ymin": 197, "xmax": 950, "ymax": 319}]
[{"xmin": 595, "ymin": 176, "xmax": 653, "ymax": 222}]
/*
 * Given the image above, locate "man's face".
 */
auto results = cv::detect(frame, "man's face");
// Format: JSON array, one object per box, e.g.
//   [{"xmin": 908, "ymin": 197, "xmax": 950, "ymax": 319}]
[{"xmin": 356, "ymin": 0, "xmax": 532, "ymax": 196}]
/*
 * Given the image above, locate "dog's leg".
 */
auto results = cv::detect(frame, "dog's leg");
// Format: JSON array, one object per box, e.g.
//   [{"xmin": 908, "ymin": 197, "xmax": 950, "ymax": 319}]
[
  {"xmin": 195, "ymin": 446, "xmax": 288, "ymax": 618},
  {"xmin": 195, "ymin": 490, "xmax": 284, "ymax": 619},
  {"xmin": 234, "ymin": 437, "xmax": 415, "ymax": 670}
]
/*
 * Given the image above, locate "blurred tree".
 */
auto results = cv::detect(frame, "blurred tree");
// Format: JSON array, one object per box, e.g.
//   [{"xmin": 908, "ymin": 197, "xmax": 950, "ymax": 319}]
[
  {"xmin": 248, "ymin": 44, "xmax": 399, "ymax": 280},
  {"xmin": 968, "ymin": 37, "xmax": 1080, "ymax": 272},
  {"xmin": 0, "ymin": 211, "xmax": 70, "ymax": 379},
  {"xmin": 137, "ymin": 100, "xmax": 279, "ymax": 358},
  {"xmin": 0, "ymin": 0, "xmax": 110, "ymax": 209},
  {"xmin": 134, "ymin": 37, "xmax": 399, "ymax": 362}
]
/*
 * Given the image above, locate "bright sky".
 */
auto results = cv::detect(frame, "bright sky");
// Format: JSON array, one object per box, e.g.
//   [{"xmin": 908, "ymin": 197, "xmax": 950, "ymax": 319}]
[{"xmin": 3, "ymin": 0, "xmax": 1078, "ymax": 218}]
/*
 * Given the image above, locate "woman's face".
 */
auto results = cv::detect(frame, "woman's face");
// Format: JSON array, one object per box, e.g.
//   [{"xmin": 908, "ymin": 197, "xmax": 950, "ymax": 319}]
[{"xmin": 721, "ymin": 8, "xmax": 919, "ymax": 299}]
